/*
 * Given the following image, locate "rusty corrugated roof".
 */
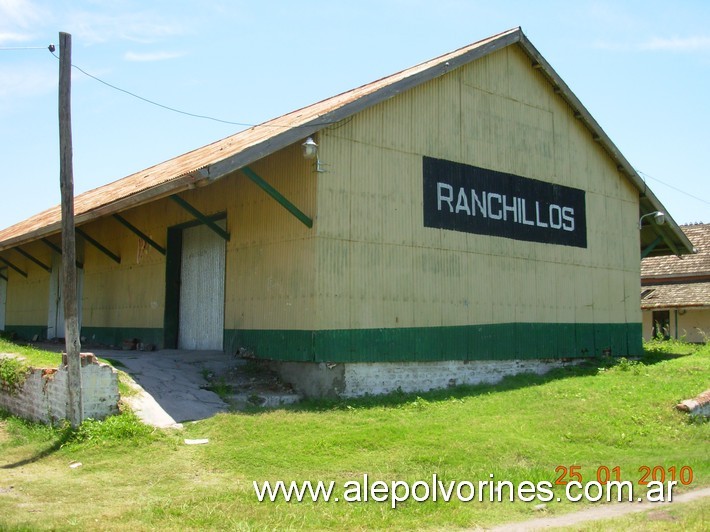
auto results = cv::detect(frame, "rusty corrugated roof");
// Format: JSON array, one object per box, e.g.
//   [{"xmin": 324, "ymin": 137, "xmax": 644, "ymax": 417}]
[{"xmin": 0, "ymin": 27, "xmax": 695, "ymax": 257}]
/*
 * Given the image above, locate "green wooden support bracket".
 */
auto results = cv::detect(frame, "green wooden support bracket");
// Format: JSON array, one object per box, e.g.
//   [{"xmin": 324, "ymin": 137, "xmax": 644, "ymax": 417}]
[
  {"xmin": 41, "ymin": 237, "xmax": 62, "ymax": 255},
  {"xmin": 40, "ymin": 238, "xmax": 84, "ymax": 269},
  {"xmin": 113, "ymin": 214, "xmax": 166, "ymax": 255},
  {"xmin": 14, "ymin": 247, "xmax": 52, "ymax": 273},
  {"xmin": 641, "ymin": 235, "xmax": 663, "ymax": 259},
  {"xmin": 241, "ymin": 166, "xmax": 313, "ymax": 228},
  {"xmin": 170, "ymin": 196, "xmax": 231, "ymax": 241},
  {"xmin": 0, "ymin": 256, "xmax": 27, "ymax": 278},
  {"xmin": 76, "ymin": 228, "xmax": 121, "ymax": 264},
  {"xmin": 0, "ymin": 272, "xmax": 7, "ymax": 282}
]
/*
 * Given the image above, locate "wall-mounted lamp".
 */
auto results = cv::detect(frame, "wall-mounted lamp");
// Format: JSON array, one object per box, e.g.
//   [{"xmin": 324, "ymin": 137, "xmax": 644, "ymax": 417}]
[
  {"xmin": 301, "ymin": 137, "xmax": 326, "ymax": 172},
  {"xmin": 638, "ymin": 210, "xmax": 665, "ymax": 230},
  {"xmin": 302, "ymin": 137, "xmax": 318, "ymax": 159}
]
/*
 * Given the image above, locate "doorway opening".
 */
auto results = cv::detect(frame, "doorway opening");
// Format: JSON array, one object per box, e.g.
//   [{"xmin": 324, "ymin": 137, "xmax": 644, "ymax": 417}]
[{"xmin": 164, "ymin": 215, "xmax": 226, "ymax": 350}]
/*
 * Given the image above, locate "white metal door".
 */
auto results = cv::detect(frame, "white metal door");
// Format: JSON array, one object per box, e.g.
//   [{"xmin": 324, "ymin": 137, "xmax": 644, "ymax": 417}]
[
  {"xmin": 47, "ymin": 255, "xmax": 83, "ymax": 339},
  {"xmin": 0, "ymin": 274, "xmax": 6, "ymax": 331},
  {"xmin": 178, "ymin": 222, "xmax": 226, "ymax": 350}
]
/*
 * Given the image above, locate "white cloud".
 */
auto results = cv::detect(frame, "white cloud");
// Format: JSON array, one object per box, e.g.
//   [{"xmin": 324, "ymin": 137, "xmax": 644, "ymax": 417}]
[
  {"xmin": 0, "ymin": 0, "xmax": 45, "ymax": 27},
  {"xmin": 640, "ymin": 36, "xmax": 710, "ymax": 52},
  {"xmin": 124, "ymin": 50, "xmax": 185, "ymax": 62},
  {"xmin": 67, "ymin": 10, "xmax": 187, "ymax": 45},
  {"xmin": 0, "ymin": 0, "xmax": 47, "ymax": 44},
  {"xmin": 0, "ymin": 31, "xmax": 32, "ymax": 44}
]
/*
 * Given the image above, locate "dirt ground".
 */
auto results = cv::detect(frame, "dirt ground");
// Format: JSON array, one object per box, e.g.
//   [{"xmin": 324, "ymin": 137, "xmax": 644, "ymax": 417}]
[{"xmin": 488, "ymin": 486, "xmax": 710, "ymax": 531}]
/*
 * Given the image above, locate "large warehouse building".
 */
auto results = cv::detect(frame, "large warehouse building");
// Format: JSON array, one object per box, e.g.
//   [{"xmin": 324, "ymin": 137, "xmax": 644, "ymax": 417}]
[{"xmin": 0, "ymin": 28, "xmax": 693, "ymax": 397}]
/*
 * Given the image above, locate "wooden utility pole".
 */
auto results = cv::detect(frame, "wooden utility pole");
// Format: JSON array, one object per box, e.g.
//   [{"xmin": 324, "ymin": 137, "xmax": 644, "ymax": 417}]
[{"xmin": 59, "ymin": 31, "xmax": 83, "ymax": 427}]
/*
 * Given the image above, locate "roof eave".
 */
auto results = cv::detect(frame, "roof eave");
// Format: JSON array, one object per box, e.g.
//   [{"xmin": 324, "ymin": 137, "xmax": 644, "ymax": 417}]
[
  {"xmin": 198, "ymin": 29, "xmax": 523, "ymax": 183},
  {"xmin": 0, "ymin": 172, "xmax": 203, "ymax": 252},
  {"xmin": 515, "ymin": 32, "xmax": 694, "ymax": 257}
]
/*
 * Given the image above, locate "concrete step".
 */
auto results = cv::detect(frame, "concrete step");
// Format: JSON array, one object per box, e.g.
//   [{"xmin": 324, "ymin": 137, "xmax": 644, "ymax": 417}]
[
  {"xmin": 226, "ymin": 392, "xmax": 302, "ymax": 410},
  {"xmin": 201, "ymin": 357, "xmax": 301, "ymax": 410}
]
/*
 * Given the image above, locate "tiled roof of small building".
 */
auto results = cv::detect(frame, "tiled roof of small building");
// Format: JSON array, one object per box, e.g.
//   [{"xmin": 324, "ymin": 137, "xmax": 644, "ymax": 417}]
[
  {"xmin": 641, "ymin": 223, "xmax": 710, "ymax": 278},
  {"xmin": 640, "ymin": 281, "xmax": 710, "ymax": 309}
]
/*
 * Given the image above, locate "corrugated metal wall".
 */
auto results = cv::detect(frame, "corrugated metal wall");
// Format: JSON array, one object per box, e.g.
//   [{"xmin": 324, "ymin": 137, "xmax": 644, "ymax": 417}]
[
  {"xmin": 54, "ymin": 141, "xmax": 316, "ymax": 343},
  {"xmin": 315, "ymin": 45, "xmax": 640, "ymax": 342},
  {"xmin": 4, "ymin": 239, "xmax": 52, "ymax": 332},
  {"xmin": 80, "ymin": 201, "xmax": 170, "ymax": 332},
  {"xmin": 223, "ymin": 144, "xmax": 317, "ymax": 333}
]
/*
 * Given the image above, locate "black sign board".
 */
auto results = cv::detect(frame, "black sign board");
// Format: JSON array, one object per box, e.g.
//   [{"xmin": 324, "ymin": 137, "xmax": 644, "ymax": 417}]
[{"xmin": 423, "ymin": 157, "xmax": 587, "ymax": 248}]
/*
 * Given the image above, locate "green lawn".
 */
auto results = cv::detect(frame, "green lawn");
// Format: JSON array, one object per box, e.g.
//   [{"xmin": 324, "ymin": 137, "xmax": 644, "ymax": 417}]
[
  {"xmin": 0, "ymin": 337, "xmax": 65, "ymax": 368},
  {"xmin": 0, "ymin": 340, "xmax": 708, "ymax": 530}
]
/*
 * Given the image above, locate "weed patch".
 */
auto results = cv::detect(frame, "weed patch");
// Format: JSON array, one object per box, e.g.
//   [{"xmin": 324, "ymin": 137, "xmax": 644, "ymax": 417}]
[
  {"xmin": 64, "ymin": 412, "xmax": 156, "ymax": 448},
  {"xmin": 203, "ymin": 378, "xmax": 233, "ymax": 400},
  {"xmin": 0, "ymin": 357, "xmax": 29, "ymax": 394}
]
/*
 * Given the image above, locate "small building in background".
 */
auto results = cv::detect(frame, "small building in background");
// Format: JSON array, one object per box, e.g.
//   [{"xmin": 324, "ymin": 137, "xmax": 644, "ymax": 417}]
[
  {"xmin": 641, "ymin": 223, "xmax": 709, "ymax": 343},
  {"xmin": 0, "ymin": 28, "xmax": 695, "ymax": 397}
]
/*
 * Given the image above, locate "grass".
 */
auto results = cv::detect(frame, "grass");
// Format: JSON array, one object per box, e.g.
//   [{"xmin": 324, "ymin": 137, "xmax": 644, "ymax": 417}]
[
  {"xmin": 0, "ymin": 337, "xmax": 64, "ymax": 368},
  {"xmin": 0, "ymin": 338, "xmax": 137, "ymax": 399},
  {"xmin": 0, "ymin": 338, "xmax": 64, "ymax": 392},
  {"xmin": 0, "ymin": 341, "xmax": 708, "ymax": 530}
]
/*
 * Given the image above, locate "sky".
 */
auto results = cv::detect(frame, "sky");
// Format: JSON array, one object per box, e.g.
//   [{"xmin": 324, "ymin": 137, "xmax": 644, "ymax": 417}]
[{"xmin": 0, "ymin": 0, "xmax": 708, "ymax": 231}]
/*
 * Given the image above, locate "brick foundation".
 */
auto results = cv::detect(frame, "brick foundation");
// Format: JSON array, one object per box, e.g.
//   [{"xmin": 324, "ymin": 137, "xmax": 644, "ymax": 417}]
[{"xmin": 271, "ymin": 358, "xmax": 587, "ymax": 399}]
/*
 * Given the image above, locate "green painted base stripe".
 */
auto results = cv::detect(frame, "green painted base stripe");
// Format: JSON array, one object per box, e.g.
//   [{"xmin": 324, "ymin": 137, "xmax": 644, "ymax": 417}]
[
  {"xmin": 5, "ymin": 325, "xmax": 164, "ymax": 348},
  {"xmin": 3, "ymin": 325, "xmax": 49, "ymax": 340},
  {"xmin": 226, "ymin": 322, "xmax": 642, "ymax": 363},
  {"xmin": 82, "ymin": 327, "xmax": 164, "ymax": 349},
  {"xmin": 225, "ymin": 329, "xmax": 313, "ymax": 361},
  {"xmin": 8, "ymin": 323, "xmax": 641, "ymax": 363}
]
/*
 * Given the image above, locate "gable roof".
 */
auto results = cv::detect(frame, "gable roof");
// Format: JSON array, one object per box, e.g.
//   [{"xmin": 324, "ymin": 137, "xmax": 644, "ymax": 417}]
[{"xmin": 0, "ymin": 27, "xmax": 694, "ymax": 256}]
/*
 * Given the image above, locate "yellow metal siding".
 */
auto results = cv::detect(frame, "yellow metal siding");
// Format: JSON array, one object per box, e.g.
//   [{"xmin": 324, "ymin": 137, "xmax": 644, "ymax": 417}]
[
  {"xmin": 5, "ymin": 269, "xmax": 50, "ymax": 327},
  {"xmin": 3, "ymin": 240, "xmax": 53, "ymax": 327},
  {"xmin": 75, "ymin": 141, "xmax": 318, "ymax": 334},
  {"xmin": 316, "ymin": 45, "xmax": 639, "ymax": 332}
]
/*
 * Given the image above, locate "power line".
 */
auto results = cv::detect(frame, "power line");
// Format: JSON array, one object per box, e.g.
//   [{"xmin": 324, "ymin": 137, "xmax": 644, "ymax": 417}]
[
  {"xmin": 48, "ymin": 49, "xmax": 261, "ymax": 127},
  {"xmin": 14, "ymin": 44, "xmax": 326, "ymax": 128},
  {"xmin": 0, "ymin": 45, "xmax": 51, "ymax": 50},
  {"xmin": 637, "ymin": 170, "xmax": 710, "ymax": 206},
  {"xmin": 47, "ymin": 48, "xmax": 336, "ymax": 129}
]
